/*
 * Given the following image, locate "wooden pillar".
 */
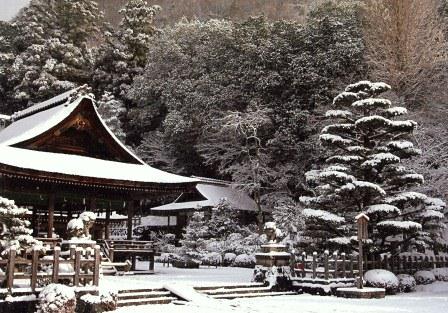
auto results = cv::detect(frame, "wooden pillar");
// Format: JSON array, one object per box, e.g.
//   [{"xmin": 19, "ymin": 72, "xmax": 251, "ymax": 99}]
[
  {"xmin": 31, "ymin": 206, "xmax": 38, "ymax": 237},
  {"xmin": 127, "ymin": 200, "xmax": 134, "ymax": 240},
  {"xmin": 105, "ymin": 204, "xmax": 111, "ymax": 240},
  {"xmin": 88, "ymin": 198, "xmax": 97, "ymax": 240},
  {"xmin": 47, "ymin": 194, "xmax": 55, "ymax": 238}
]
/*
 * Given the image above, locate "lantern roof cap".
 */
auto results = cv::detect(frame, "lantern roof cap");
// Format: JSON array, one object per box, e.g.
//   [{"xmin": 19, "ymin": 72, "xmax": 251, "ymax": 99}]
[{"xmin": 355, "ymin": 212, "xmax": 370, "ymax": 222}]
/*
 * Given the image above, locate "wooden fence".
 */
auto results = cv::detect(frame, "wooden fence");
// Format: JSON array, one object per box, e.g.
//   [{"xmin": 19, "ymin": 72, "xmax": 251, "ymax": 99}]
[
  {"xmin": 0, "ymin": 245, "xmax": 101, "ymax": 292},
  {"xmin": 294, "ymin": 251, "xmax": 448, "ymax": 279}
]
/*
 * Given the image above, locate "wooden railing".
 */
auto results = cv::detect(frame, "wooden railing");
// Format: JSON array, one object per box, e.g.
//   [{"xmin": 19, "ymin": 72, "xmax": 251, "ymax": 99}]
[
  {"xmin": 100, "ymin": 239, "xmax": 158, "ymax": 271},
  {"xmin": 294, "ymin": 251, "xmax": 448, "ymax": 279},
  {"xmin": 0, "ymin": 245, "xmax": 101, "ymax": 292}
]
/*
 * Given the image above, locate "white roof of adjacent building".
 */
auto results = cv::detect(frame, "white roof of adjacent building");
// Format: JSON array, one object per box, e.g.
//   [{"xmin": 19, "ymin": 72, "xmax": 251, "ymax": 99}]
[{"xmin": 151, "ymin": 181, "xmax": 264, "ymax": 212}]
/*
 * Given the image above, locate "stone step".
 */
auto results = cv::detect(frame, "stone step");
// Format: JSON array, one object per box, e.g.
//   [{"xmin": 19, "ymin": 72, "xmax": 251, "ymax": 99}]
[
  {"xmin": 194, "ymin": 283, "xmax": 265, "ymax": 291},
  {"xmin": 202, "ymin": 286, "xmax": 272, "ymax": 295},
  {"xmin": 118, "ymin": 291, "xmax": 172, "ymax": 300},
  {"xmin": 211, "ymin": 291, "xmax": 297, "ymax": 300},
  {"xmin": 117, "ymin": 296, "xmax": 178, "ymax": 307},
  {"xmin": 119, "ymin": 287, "xmax": 166, "ymax": 294}
]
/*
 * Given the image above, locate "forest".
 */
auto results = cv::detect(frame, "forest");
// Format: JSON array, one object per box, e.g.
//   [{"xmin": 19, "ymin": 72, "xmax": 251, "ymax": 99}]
[{"xmin": 0, "ymin": 0, "xmax": 447, "ymax": 253}]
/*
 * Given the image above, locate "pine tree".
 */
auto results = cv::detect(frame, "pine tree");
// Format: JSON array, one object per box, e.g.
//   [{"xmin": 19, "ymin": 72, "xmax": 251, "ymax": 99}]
[
  {"xmin": 179, "ymin": 211, "xmax": 207, "ymax": 260},
  {"xmin": 300, "ymin": 81, "xmax": 447, "ymax": 255},
  {"xmin": 97, "ymin": 91, "xmax": 126, "ymax": 142},
  {"xmin": 0, "ymin": 197, "xmax": 42, "ymax": 254},
  {"xmin": 93, "ymin": 0, "xmax": 160, "ymax": 100},
  {"xmin": 4, "ymin": 0, "xmax": 103, "ymax": 108}
]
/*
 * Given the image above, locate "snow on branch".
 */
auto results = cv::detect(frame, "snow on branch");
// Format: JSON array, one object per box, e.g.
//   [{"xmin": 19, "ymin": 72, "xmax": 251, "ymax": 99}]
[{"xmin": 303, "ymin": 208, "xmax": 345, "ymax": 225}]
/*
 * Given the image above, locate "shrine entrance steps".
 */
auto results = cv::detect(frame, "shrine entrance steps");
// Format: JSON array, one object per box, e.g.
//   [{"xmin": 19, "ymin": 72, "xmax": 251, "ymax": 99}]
[
  {"xmin": 116, "ymin": 283, "xmax": 298, "ymax": 307},
  {"xmin": 117, "ymin": 287, "xmax": 181, "ymax": 307},
  {"xmin": 194, "ymin": 283, "xmax": 297, "ymax": 299}
]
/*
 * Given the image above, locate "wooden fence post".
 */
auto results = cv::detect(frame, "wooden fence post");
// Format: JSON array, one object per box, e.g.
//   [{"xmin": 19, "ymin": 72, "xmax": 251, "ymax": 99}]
[
  {"xmin": 301, "ymin": 252, "xmax": 306, "ymax": 278},
  {"xmin": 7, "ymin": 247, "xmax": 16, "ymax": 292},
  {"xmin": 70, "ymin": 245, "xmax": 76, "ymax": 259},
  {"xmin": 53, "ymin": 247, "xmax": 60, "ymax": 283},
  {"xmin": 341, "ymin": 253, "xmax": 346, "ymax": 278},
  {"xmin": 312, "ymin": 252, "xmax": 317, "ymax": 279},
  {"xmin": 31, "ymin": 248, "xmax": 39, "ymax": 292},
  {"xmin": 93, "ymin": 245, "xmax": 101, "ymax": 286},
  {"xmin": 349, "ymin": 254, "xmax": 354, "ymax": 278},
  {"xmin": 324, "ymin": 250, "xmax": 329, "ymax": 280},
  {"xmin": 333, "ymin": 252, "xmax": 338, "ymax": 278},
  {"xmin": 74, "ymin": 248, "xmax": 82, "ymax": 287}
]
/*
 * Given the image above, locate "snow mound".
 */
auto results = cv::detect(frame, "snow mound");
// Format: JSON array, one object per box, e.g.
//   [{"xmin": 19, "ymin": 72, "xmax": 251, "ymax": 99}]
[
  {"xmin": 397, "ymin": 274, "xmax": 416, "ymax": 293},
  {"xmin": 431, "ymin": 268, "xmax": 448, "ymax": 282},
  {"xmin": 414, "ymin": 270, "xmax": 436, "ymax": 285},
  {"xmin": 36, "ymin": 284, "xmax": 76, "ymax": 313},
  {"xmin": 364, "ymin": 269, "xmax": 399, "ymax": 294}
]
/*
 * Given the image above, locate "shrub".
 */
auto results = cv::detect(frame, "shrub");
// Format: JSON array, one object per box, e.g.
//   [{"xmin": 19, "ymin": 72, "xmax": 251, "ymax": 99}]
[
  {"xmin": 223, "ymin": 253, "xmax": 237, "ymax": 266},
  {"xmin": 431, "ymin": 268, "xmax": 448, "ymax": 282},
  {"xmin": 201, "ymin": 252, "xmax": 222, "ymax": 266},
  {"xmin": 414, "ymin": 270, "xmax": 436, "ymax": 285},
  {"xmin": 78, "ymin": 289, "xmax": 118, "ymax": 313},
  {"xmin": 364, "ymin": 269, "xmax": 399, "ymax": 294},
  {"xmin": 36, "ymin": 284, "xmax": 76, "ymax": 313},
  {"xmin": 233, "ymin": 254, "xmax": 256, "ymax": 268},
  {"xmin": 397, "ymin": 274, "xmax": 416, "ymax": 293}
]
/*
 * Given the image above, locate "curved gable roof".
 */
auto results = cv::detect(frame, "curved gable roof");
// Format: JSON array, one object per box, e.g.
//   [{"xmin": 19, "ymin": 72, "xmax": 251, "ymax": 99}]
[{"xmin": 0, "ymin": 91, "xmax": 145, "ymax": 164}]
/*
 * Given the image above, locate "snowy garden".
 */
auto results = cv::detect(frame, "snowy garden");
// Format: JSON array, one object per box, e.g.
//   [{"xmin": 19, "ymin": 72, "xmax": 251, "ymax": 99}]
[{"xmin": 0, "ymin": 0, "xmax": 448, "ymax": 312}]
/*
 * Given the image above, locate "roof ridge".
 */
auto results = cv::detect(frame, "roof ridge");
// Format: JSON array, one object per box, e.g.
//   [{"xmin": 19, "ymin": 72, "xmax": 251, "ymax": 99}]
[{"xmin": 11, "ymin": 88, "xmax": 82, "ymax": 122}]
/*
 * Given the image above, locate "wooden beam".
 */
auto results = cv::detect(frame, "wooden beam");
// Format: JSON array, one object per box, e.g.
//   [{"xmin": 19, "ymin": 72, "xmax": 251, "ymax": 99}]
[
  {"xmin": 127, "ymin": 200, "xmax": 134, "ymax": 240},
  {"xmin": 47, "ymin": 193, "xmax": 55, "ymax": 238}
]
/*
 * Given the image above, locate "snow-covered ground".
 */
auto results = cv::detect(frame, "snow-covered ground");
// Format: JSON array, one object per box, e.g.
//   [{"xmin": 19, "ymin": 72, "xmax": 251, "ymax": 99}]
[
  {"xmin": 101, "ymin": 261, "xmax": 253, "ymax": 289},
  {"xmin": 106, "ymin": 262, "xmax": 448, "ymax": 313}
]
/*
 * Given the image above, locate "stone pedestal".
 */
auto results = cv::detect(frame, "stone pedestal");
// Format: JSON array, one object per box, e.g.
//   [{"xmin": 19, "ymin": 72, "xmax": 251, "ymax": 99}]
[
  {"xmin": 336, "ymin": 287, "xmax": 386, "ymax": 299},
  {"xmin": 255, "ymin": 243, "xmax": 291, "ymax": 267}
]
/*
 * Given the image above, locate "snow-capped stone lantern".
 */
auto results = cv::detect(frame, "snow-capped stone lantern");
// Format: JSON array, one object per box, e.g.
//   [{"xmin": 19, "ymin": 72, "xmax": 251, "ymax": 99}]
[
  {"xmin": 254, "ymin": 222, "xmax": 292, "ymax": 289},
  {"xmin": 255, "ymin": 222, "xmax": 291, "ymax": 267}
]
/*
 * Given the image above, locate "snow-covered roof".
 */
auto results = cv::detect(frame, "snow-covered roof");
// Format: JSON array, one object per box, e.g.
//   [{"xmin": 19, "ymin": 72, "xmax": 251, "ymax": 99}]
[
  {"xmin": 151, "ymin": 181, "xmax": 263, "ymax": 213},
  {"xmin": 0, "ymin": 145, "xmax": 197, "ymax": 184},
  {"xmin": 0, "ymin": 91, "xmax": 146, "ymax": 165},
  {"xmin": 0, "ymin": 90, "xmax": 198, "ymax": 186}
]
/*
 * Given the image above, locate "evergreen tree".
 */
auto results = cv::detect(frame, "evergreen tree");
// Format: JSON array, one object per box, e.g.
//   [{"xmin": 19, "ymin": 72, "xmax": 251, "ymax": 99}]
[
  {"xmin": 0, "ymin": 197, "xmax": 42, "ymax": 254},
  {"xmin": 3, "ymin": 0, "xmax": 103, "ymax": 109},
  {"xmin": 93, "ymin": 0, "xmax": 160, "ymax": 101},
  {"xmin": 300, "ymin": 81, "xmax": 447, "ymax": 255},
  {"xmin": 179, "ymin": 211, "xmax": 207, "ymax": 259},
  {"xmin": 97, "ymin": 91, "xmax": 126, "ymax": 142}
]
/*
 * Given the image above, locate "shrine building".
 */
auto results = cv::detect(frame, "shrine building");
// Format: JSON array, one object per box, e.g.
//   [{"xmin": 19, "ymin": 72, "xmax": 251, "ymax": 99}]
[{"xmin": 0, "ymin": 89, "xmax": 198, "ymax": 240}]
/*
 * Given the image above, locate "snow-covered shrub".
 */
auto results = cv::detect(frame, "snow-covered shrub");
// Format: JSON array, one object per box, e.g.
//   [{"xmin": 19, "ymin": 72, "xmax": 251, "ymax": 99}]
[
  {"xmin": 414, "ymin": 270, "xmax": 436, "ymax": 285},
  {"xmin": 397, "ymin": 274, "xmax": 416, "ymax": 292},
  {"xmin": 201, "ymin": 252, "xmax": 222, "ymax": 266},
  {"xmin": 431, "ymin": 268, "xmax": 448, "ymax": 281},
  {"xmin": 364, "ymin": 269, "xmax": 399, "ymax": 294},
  {"xmin": 0, "ymin": 196, "xmax": 43, "ymax": 254},
  {"xmin": 223, "ymin": 253, "xmax": 237, "ymax": 266},
  {"xmin": 79, "ymin": 288, "xmax": 118, "ymax": 313},
  {"xmin": 233, "ymin": 254, "xmax": 256, "ymax": 268},
  {"xmin": 36, "ymin": 284, "xmax": 76, "ymax": 313}
]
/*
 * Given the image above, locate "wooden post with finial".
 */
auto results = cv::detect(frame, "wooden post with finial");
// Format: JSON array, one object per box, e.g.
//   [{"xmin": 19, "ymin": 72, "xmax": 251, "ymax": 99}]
[{"xmin": 355, "ymin": 213, "xmax": 369, "ymax": 289}]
